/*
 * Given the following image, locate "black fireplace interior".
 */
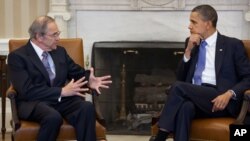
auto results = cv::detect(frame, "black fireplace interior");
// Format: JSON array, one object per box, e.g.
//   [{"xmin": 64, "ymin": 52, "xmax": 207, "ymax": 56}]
[{"xmin": 92, "ymin": 41, "xmax": 184, "ymax": 135}]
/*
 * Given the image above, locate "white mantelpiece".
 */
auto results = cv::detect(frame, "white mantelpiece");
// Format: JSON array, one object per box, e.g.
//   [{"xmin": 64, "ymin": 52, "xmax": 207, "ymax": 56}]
[{"xmin": 64, "ymin": 0, "xmax": 250, "ymax": 64}]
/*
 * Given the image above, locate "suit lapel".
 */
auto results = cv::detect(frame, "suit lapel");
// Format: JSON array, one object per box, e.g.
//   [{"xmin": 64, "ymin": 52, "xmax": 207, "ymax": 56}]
[
  {"xmin": 186, "ymin": 33, "xmax": 225, "ymax": 82},
  {"xmin": 215, "ymin": 34, "xmax": 226, "ymax": 77},
  {"xmin": 49, "ymin": 48, "xmax": 62, "ymax": 85},
  {"xmin": 25, "ymin": 42, "xmax": 51, "ymax": 83}
]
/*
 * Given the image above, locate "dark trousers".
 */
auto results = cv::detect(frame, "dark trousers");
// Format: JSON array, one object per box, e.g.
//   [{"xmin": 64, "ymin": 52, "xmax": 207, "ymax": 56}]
[
  {"xmin": 28, "ymin": 96, "xmax": 96, "ymax": 141},
  {"xmin": 158, "ymin": 81, "xmax": 230, "ymax": 141}
]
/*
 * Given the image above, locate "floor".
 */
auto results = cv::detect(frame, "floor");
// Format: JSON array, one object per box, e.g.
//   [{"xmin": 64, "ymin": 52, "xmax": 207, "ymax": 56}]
[
  {"xmin": 1, "ymin": 133, "xmax": 151, "ymax": 141},
  {"xmin": 1, "ymin": 133, "xmax": 173, "ymax": 141},
  {"xmin": 107, "ymin": 135, "xmax": 151, "ymax": 141}
]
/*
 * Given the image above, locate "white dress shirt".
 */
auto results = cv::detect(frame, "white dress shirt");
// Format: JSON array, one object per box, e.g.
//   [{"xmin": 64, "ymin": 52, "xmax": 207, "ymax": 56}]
[
  {"xmin": 184, "ymin": 31, "xmax": 218, "ymax": 85},
  {"xmin": 30, "ymin": 41, "xmax": 56, "ymax": 74}
]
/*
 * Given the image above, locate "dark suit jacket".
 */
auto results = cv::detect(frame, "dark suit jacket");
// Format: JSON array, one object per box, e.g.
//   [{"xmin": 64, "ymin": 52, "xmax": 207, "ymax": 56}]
[
  {"xmin": 176, "ymin": 33, "xmax": 250, "ymax": 116},
  {"xmin": 8, "ymin": 40, "xmax": 89, "ymax": 119}
]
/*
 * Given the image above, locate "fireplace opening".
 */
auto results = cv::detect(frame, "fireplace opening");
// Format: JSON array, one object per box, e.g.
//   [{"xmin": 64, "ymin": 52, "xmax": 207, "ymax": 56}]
[{"xmin": 92, "ymin": 41, "xmax": 184, "ymax": 135}]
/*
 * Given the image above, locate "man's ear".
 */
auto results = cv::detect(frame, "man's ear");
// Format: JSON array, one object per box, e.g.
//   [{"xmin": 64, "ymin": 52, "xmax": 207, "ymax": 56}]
[
  {"xmin": 206, "ymin": 21, "xmax": 213, "ymax": 29},
  {"xmin": 36, "ymin": 33, "xmax": 44, "ymax": 42}
]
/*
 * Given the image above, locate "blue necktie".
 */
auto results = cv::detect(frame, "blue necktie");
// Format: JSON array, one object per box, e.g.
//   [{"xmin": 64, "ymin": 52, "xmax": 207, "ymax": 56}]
[
  {"xmin": 193, "ymin": 40, "xmax": 207, "ymax": 85},
  {"xmin": 42, "ymin": 52, "xmax": 55, "ymax": 85}
]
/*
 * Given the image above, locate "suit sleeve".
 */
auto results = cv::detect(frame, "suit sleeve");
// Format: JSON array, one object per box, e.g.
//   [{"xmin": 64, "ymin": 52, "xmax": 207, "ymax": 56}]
[
  {"xmin": 230, "ymin": 40, "xmax": 250, "ymax": 97},
  {"xmin": 8, "ymin": 52, "xmax": 61, "ymax": 103},
  {"xmin": 176, "ymin": 38, "xmax": 195, "ymax": 82}
]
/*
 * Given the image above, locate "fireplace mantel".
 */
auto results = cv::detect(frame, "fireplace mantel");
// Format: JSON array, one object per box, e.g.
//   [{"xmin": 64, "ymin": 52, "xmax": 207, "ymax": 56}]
[
  {"xmin": 56, "ymin": 0, "xmax": 250, "ymax": 65},
  {"xmin": 2, "ymin": 0, "xmax": 250, "ymax": 61},
  {"xmin": 68, "ymin": 0, "xmax": 249, "ymax": 11}
]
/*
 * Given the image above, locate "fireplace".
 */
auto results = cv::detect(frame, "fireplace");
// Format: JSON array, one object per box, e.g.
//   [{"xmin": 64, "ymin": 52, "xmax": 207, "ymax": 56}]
[{"xmin": 92, "ymin": 41, "xmax": 184, "ymax": 134}]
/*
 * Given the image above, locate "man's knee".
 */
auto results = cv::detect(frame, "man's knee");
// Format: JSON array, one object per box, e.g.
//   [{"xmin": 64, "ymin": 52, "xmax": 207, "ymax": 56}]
[
  {"xmin": 169, "ymin": 81, "xmax": 187, "ymax": 94},
  {"xmin": 182, "ymin": 101, "xmax": 195, "ymax": 111},
  {"xmin": 179, "ymin": 101, "xmax": 196, "ymax": 118},
  {"xmin": 79, "ymin": 101, "xmax": 95, "ymax": 113},
  {"xmin": 42, "ymin": 111, "xmax": 63, "ymax": 127}
]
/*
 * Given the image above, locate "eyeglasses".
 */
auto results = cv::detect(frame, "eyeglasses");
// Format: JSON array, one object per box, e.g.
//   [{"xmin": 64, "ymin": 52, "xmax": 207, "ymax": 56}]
[{"xmin": 45, "ymin": 31, "xmax": 61, "ymax": 38}]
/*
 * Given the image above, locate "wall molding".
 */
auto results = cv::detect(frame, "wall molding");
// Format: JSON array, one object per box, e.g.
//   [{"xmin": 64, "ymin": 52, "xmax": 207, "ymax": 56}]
[{"xmin": 68, "ymin": 0, "xmax": 249, "ymax": 11}]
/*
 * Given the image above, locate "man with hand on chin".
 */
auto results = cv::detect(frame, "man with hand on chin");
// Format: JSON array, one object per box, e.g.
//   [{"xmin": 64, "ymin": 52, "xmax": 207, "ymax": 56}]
[
  {"xmin": 154, "ymin": 4, "xmax": 250, "ymax": 141},
  {"xmin": 8, "ymin": 15, "xmax": 112, "ymax": 141}
]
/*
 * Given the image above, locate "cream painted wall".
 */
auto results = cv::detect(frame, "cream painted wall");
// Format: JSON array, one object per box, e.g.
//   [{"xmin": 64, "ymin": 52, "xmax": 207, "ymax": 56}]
[{"xmin": 0, "ymin": 0, "xmax": 49, "ymax": 38}]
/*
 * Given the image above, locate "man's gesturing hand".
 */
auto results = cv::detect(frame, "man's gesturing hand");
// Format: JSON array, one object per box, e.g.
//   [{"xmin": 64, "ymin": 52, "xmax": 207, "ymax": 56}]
[
  {"xmin": 61, "ymin": 76, "xmax": 89, "ymax": 98},
  {"xmin": 88, "ymin": 67, "xmax": 112, "ymax": 94}
]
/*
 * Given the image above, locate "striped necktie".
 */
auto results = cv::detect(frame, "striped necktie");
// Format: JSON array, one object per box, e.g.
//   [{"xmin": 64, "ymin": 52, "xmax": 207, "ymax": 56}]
[
  {"xmin": 193, "ymin": 40, "xmax": 207, "ymax": 85},
  {"xmin": 42, "ymin": 52, "xmax": 55, "ymax": 85}
]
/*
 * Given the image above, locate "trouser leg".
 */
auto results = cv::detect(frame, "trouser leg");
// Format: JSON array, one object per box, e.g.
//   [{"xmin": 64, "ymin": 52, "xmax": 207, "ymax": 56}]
[
  {"xmin": 28, "ymin": 102, "xmax": 63, "ymax": 141},
  {"xmin": 158, "ymin": 81, "xmax": 229, "ymax": 140},
  {"xmin": 56, "ymin": 96, "xmax": 96, "ymax": 141},
  {"xmin": 174, "ymin": 101, "xmax": 195, "ymax": 141}
]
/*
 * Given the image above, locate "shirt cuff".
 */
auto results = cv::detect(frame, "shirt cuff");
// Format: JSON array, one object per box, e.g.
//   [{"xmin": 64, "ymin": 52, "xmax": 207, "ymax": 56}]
[
  {"xmin": 183, "ymin": 55, "xmax": 190, "ymax": 62},
  {"xmin": 228, "ymin": 90, "xmax": 237, "ymax": 100},
  {"xmin": 58, "ymin": 96, "xmax": 62, "ymax": 102}
]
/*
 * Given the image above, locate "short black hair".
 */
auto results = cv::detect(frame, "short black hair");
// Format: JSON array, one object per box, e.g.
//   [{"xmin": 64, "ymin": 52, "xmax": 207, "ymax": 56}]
[{"xmin": 192, "ymin": 5, "xmax": 218, "ymax": 28}]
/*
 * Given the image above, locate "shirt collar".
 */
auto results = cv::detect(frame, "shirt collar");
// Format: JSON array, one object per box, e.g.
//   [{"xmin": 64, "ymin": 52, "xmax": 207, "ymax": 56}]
[
  {"xmin": 30, "ymin": 40, "xmax": 45, "ymax": 60},
  {"xmin": 204, "ymin": 30, "xmax": 218, "ymax": 47}
]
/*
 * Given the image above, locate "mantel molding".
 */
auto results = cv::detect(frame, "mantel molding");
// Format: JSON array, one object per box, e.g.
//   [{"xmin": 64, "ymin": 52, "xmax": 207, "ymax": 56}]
[
  {"xmin": 68, "ymin": 0, "xmax": 185, "ymax": 10},
  {"xmin": 137, "ymin": 0, "xmax": 185, "ymax": 10},
  {"xmin": 141, "ymin": 0, "xmax": 176, "ymax": 6},
  {"xmin": 45, "ymin": 0, "xmax": 250, "ymax": 61},
  {"xmin": 68, "ymin": 0, "xmax": 250, "ymax": 11}
]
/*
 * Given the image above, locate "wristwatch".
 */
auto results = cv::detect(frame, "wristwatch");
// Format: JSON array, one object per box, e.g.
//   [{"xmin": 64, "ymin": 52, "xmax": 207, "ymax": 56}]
[{"xmin": 228, "ymin": 89, "xmax": 237, "ymax": 100}]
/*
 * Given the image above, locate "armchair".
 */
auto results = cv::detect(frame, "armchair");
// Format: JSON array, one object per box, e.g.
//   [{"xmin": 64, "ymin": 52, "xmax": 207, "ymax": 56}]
[
  {"xmin": 7, "ymin": 38, "xmax": 107, "ymax": 141},
  {"xmin": 150, "ymin": 40, "xmax": 250, "ymax": 141}
]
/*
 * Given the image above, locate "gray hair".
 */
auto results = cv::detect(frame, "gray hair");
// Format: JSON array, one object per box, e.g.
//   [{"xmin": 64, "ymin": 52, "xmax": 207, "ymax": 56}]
[
  {"xmin": 28, "ymin": 16, "xmax": 55, "ymax": 39},
  {"xmin": 192, "ymin": 5, "xmax": 218, "ymax": 28}
]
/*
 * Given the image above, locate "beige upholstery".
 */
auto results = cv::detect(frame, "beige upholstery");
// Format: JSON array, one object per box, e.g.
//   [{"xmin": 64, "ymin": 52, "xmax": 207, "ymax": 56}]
[
  {"xmin": 7, "ymin": 38, "xmax": 106, "ymax": 141},
  {"xmin": 150, "ymin": 40, "xmax": 250, "ymax": 141}
]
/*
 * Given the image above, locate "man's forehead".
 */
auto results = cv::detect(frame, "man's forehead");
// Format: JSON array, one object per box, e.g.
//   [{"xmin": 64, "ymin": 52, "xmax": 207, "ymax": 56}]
[
  {"xmin": 190, "ymin": 12, "xmax": 205, "ymax": 21},
  {"xmin": 46, "ymin": 22, "xmax": 59, "ymax": 31}
]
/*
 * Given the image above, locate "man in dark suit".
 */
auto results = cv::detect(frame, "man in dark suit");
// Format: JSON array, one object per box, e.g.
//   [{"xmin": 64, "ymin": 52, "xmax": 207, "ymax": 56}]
[
  {"xmin": 154, "ymin": 4, "xmax": 250, "ymax": 141},
  {"xmin": 7, "ymin": 16, "xmax": 112, "ymax": 141}
]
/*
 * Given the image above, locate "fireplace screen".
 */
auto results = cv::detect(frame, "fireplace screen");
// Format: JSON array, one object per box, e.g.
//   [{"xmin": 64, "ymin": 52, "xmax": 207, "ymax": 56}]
[{"xmin": 92, "ymin": 41, "xmax": 184, "ymax": 135}]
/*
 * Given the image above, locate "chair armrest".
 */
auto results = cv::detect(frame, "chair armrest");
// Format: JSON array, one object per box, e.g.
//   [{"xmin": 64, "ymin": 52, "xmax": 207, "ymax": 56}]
[
  {"xmin": 6, "ymin": 85, "xmax": 21, "ymax": 130},
  {"xmin": 234, "ymin": 90, "xmax": 250, "ymax": 124}
]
